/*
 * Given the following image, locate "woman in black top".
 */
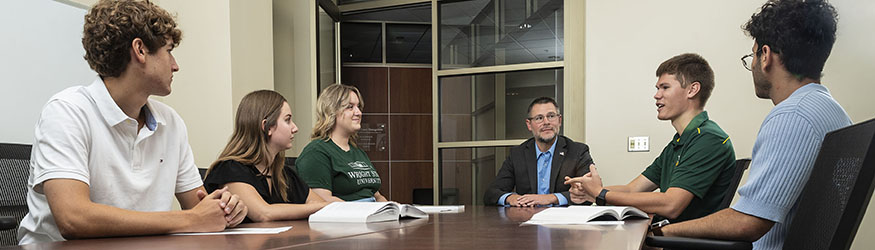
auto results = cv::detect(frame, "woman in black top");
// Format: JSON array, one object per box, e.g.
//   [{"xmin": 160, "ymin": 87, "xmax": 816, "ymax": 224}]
[{"xmin": 204, "ymin": 90, "xmax": 328, "ymax": 222}]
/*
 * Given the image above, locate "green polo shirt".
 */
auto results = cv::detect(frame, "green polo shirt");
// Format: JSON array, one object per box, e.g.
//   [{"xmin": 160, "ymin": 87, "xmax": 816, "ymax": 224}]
[
  {"xmin": 641, "ymin": 111, "xmax": 736, "ymax": 222},
  {"xmin": 295, "ymin": 139, "xmax": 382, "ymax": 201}
]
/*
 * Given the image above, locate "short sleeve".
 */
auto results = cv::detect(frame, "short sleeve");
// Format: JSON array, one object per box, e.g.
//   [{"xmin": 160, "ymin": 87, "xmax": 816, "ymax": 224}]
[
  {"xmin": 203, "ymin": 160, "xmax": 261, "ymax": 193},
  {"xmin": 668, "ymin": 133, "xmax": 733, "ymax": 198},
  {"xmin": 733, "ymin": 113, "xmax": 821, "ymax": 223},
  {"xmin": 171, "ymin": 113, "xmax": 203, "ymax": 194},
  {"xmin": 31, "ymin": 100, "xmax": 92, "ymax": 193},
  {"xmin": 641, "ymin": 153, "xmax": 665, "ymax": 185},
  {"xmin": 295, "ymin": 144, "xmax": 334, "ymax": 190}
]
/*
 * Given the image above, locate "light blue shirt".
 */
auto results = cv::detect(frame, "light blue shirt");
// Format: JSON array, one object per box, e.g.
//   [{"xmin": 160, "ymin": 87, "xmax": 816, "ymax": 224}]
[
  {"xmin": 498, "ymin": 138, "xmax": 568, "ymax": 206},
  {"xmin": 732, "ymin": 83, "xmax": 851, "ymax": 250}
]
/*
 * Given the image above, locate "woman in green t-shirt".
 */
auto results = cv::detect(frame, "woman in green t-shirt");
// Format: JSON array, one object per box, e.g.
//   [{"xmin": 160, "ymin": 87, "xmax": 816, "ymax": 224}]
[{"xmin": 296, "ymin": 84, "xmax": 388, "ymax": 202}]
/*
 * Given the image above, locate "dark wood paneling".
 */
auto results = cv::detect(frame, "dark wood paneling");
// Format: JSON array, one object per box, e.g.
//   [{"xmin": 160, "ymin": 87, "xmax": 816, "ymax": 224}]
[
  {"xmin": 389, "ymin": 162, "xmax": 433, "ymax": 204},
  {"xmin": 342, "ymin": 67, "xmax": 388, "ymax": 113},
  {"xmin": 358, "ymin": 114, "xmax": 389, "ymax": 161},
  {"xmin": 373, "ymin": 162, "xmax": 390, "ymax": 200},
  {"xmin": 389, "ymin": 68, "xmax": 432, "ymax": 113},
  {"xmin": 389, "ymin": 115, "xmax": 432, "ymax": 161}
]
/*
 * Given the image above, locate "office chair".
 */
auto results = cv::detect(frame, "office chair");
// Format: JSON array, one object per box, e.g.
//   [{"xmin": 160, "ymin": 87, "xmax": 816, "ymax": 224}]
[
  {"xmin": 0, "ymin": 143, "xmax": 32, "ymax": 246},
  {"xmin": 284, "ymin": 157, "xmax": 297, "ymax": 171},
  {"xmin": 718, "ymin": 159, "xmax": 751, "ymax": 209},
  {"xmin": 646, "ymin": 118, "xmax": 875, "ymax": 250}
]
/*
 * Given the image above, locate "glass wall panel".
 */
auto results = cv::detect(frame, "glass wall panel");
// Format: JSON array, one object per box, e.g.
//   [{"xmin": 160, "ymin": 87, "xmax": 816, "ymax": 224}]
[
  {"xmin": 318, "ymin": 7, "xmax": 337, "ymax": 90},
  {"xmin": 439, "ymin": 146, "xmax": 512, "ymax": 205},
  {"xmin": 343, "ymin": 4, "xmax": 431, "ymax": 23},
  {"xmin": 386, "ymin": 24, "xmax": 432, "ymax": 64},
  {"xmin": 439, "ymin": 68, "xmax": 563, "ymax": 142},
  {"xmin": 439, "ymin": 0, "xmax": 563, "ymax": 69},
  {"xmin": 340, "ymin": 22, "xmax": 383, "ymax": 63}
]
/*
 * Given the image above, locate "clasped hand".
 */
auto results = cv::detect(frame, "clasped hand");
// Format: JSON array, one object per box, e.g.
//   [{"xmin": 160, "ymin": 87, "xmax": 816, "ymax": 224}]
[{"xmin": 563, "ymin": 164, "xmax": 602, "ymax": 204}]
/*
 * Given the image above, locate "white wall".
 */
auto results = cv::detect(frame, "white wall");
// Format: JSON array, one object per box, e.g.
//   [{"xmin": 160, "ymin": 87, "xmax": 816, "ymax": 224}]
[
  {"xmin": 0, "ymin": 0, "xmax": 95, "ymax": 144},
  {"xmin": 584, "ymin": 0, "xmax": 875, "ymax": 248}
]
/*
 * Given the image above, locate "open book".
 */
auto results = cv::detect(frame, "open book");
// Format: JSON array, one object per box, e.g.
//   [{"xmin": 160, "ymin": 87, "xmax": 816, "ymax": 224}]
[
  {"xmin": 523, "ymin": 206, "xmax": 648, "ymax": 225},
  {"xmin": 309, "ymin": 202, "xmax": 428, "ymax": 223}
]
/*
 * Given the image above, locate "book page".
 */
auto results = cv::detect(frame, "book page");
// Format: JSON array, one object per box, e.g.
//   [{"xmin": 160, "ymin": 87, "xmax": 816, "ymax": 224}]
[
  {"xmin": 399, "ymin": 205, "xmax": 428, "ymax": 218},
  {"xmin": 524, "ymin": 206, "xmax": 634, "ymax": 225},
  {"xmin": 309, "ymin": 202, "xmax": 395, "ymax": 223}
]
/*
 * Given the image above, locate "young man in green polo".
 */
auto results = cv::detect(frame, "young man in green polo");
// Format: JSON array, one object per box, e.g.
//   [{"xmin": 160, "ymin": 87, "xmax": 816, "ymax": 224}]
[{"xmin": 565, "ymin": 53, "xmax": 736, "ymax": 223}]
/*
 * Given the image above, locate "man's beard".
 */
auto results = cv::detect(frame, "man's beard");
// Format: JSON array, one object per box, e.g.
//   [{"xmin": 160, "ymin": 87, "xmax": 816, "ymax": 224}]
[
  {"xmin": 753, "ymin": 63, "xmax": 772, "ymax": 99},
  {"xmin": 536, "ymin": 133, "xmax": 557, "ymax": 144}
]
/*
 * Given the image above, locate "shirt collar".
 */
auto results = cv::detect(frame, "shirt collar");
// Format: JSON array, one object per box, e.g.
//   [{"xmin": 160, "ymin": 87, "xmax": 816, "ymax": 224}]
[
  {"xmin": 787, "ymin": 83, "xmax": 827, "ymax": 100},
  {"xmin": 86, "ymin": 78, "xmax": 129, "ymax": 127},
  {"xmin": 86, "ymin": 78, "xmax": 163, "ymax": 130},
  {"xmin": 142, "ymin": 103, "xmax": 158, "ymax": 131},
  {"xmin": 672, "ymin": 111, "xmax": 709, "ymax": 146},
  {"xmin": 535, "ymin": 137, "xmax": 559, "ymax": 158}
]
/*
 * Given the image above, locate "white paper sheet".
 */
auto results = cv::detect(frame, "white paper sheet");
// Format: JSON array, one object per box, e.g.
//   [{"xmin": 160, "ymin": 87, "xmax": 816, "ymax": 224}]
[
  {"xmin": 413, "ymin": 205, "xmax": 465, "ymax": 214},
  {"xmin": 170, "ymin": 226, "xmax": 293, "ymax": 236}
]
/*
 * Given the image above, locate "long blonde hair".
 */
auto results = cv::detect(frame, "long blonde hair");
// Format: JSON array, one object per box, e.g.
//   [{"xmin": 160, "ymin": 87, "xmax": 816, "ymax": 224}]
[
  {"xmin": 311, "ymin": 84, "xmax": 364, "ymax": 147},
  {"xmin": 209, "ymin": 90, "xmax": 290, "ymax": 201}
]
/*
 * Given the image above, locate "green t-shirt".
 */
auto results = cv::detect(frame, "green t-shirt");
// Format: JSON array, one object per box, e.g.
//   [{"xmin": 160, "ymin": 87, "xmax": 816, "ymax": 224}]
[
  {"xmin": 295, "ymin": 139, "xmax": 382, "ymax": 201},
  {"xmin": 641, "ymin": 111, "xmax": 736, "ymax": 223}
]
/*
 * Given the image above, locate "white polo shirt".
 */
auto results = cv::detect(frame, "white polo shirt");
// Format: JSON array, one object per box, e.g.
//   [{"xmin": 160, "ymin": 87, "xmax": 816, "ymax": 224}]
[{"xmin": 17, "ymin": 78, "xmax": 203, "ymax": 244}]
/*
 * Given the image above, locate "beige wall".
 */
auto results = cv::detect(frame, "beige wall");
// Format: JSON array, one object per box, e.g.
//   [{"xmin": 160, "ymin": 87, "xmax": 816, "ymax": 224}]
[
  {"xmin": 584, "ymin": 0, "xmax": 875, "ymax": 249},
  {"xmin": 231, "ymin": 0, "xmax": 276, "ymax": 113},
  {"xmin": 274, "ymin": 0, "xmax": 318, "ymax": 157},
  {"xmin": 151, "ymin": 0, "xmax": 234, "ymax": 172},
  {"xmin": 155, "ymin": 0, "xmax": 275, "ymax": 170}
]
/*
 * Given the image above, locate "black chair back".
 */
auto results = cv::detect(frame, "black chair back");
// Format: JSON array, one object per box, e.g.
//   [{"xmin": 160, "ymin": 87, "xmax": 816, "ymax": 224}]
[
  {"xmin": 783, "ymin": 118, "xmax": 875, "ymax": 250},
  {"xmin": 285, "ymin": 157, "xmax": 297, "ymax": 171},
  {"xmin": 0, "ymin": 143, "xmax": 32, "ymax": 246},
  {"xmin": 719, "ymin": 159, "xmax": 751, "ymax": 209}
]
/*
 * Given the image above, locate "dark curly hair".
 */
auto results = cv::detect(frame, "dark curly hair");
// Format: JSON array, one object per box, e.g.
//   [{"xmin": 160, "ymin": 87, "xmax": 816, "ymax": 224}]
[
  {"xmin": 82, "ymin": 0, "xmax": 182, "ymax": 77},
  {"xmin": 743, "ymin": 0, "xmax": 838, "ymax": 81},
  {"xmin": 655, "ymin": 53, "xmax": 715, "ymax": 108}
]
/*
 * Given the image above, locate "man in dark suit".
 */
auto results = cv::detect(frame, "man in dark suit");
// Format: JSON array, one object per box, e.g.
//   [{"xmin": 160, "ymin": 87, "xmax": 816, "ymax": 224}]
[{"xmin": 484, "ymin": 97, "xmax": 594, "ymax": 206}]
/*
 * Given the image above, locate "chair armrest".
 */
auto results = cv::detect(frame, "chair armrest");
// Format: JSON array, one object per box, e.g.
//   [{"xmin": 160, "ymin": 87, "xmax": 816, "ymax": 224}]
[
  {"xmin": 645, "ymin": 236, "xmax": 752, "ymax": 250},
  {"xmin": 0, "ymin": 216, "xmax": 16, "ymax": 230}
]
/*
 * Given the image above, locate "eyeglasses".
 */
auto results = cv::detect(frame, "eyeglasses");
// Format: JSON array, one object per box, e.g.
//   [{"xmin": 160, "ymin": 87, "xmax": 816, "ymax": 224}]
[
  {"xmin": 742, "ymin": 46, "xmax": 766, "ymax": 71},
  {"xmin": 527, "ymin": 112, "xmax": 561, "ymax": 124},
  {"xmin": 741, "ymin": 53, "xmax": 755, "ymax": 71}
]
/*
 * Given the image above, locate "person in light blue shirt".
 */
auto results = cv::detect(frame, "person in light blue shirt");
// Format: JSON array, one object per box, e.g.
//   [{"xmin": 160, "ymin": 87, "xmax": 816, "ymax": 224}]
[
  {"xmin": 483, "ymin": 97, "xmax": 594, "ymax": 206},
  {"xmin": 658, "ymin": 1, "xmax": 852, "ymax": 249}
]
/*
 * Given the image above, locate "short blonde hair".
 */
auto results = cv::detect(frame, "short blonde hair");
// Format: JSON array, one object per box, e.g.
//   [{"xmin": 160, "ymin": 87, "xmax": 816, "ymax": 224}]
[{"xmin": 311, "ymin": 84, "xmax": 364, "ymax": 147}]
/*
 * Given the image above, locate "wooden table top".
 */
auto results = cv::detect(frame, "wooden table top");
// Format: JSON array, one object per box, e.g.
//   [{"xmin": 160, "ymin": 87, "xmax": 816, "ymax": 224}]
[{"xmin": 7, "ymin": 206, "xmax": 651, "ymax": 250}]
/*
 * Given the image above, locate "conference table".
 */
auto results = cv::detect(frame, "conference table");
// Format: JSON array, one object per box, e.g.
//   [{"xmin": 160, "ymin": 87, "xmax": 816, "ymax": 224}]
[{"xmin": 7, "ymin": 206, "xmax": 652, "ymax": 250}]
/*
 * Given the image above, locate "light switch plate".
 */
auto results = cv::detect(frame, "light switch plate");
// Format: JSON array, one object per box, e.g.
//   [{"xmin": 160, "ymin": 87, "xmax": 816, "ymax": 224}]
[{"xmin": 628, "ymin": 136, "xmax": 649, "ymax": 152}]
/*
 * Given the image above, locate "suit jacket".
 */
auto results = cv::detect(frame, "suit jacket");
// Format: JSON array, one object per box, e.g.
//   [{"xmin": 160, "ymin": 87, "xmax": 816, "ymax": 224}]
[{"xmin": 483, "ymin": 135, "xmax": 594, "ymax": 205}]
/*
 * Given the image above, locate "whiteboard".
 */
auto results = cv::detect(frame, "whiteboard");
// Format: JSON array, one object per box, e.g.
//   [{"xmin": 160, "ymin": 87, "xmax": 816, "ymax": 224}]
[{"xmin": 0, "ymin": 0, "xmax": 96, "ymax": 144}]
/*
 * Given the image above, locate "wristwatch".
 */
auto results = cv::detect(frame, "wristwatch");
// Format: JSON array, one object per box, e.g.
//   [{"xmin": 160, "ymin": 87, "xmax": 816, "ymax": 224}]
[
  {"xmin": 650, "ymin": 219, "xmax": 670, "ymax": 236},
  {"xmin": 596, "ymin": 188, "xmax": 609, "ymax": 206}
]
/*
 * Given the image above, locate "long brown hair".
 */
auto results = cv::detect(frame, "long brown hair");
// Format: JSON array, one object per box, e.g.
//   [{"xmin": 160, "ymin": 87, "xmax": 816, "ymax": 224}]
[
  {"xmin": 209, "ymin": 90, "xmax": 290, "ymax": 201},
  {"xmin": 311, "ymin": 84, "xmax": 364, "ymax": 147}
]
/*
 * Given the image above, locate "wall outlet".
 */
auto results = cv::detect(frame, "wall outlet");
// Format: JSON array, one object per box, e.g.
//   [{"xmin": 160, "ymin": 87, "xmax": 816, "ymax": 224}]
[{"xmin": 628, "ymin": 136, "xmax": 649, "ymax": 152}]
